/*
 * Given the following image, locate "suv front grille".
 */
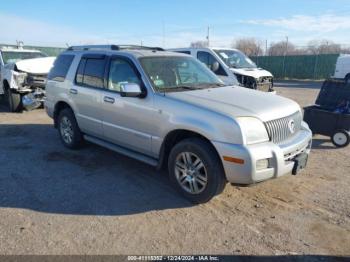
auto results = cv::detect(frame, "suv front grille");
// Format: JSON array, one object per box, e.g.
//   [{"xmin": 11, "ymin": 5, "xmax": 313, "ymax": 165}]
[{"xmin": 265, "ymin": 112, "xmax": 302, "ymax": 144}]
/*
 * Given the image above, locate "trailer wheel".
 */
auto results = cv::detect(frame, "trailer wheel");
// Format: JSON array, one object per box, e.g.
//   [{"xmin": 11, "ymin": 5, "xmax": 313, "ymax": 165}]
[{"xmin": 331, "ymin": 130, "xmax": 350, "ymax": 148}]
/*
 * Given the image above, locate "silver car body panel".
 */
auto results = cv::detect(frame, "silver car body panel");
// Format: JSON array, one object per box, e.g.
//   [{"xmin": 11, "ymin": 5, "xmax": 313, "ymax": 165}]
[{"xmin": 45, "ymin": 48, "xmax": 312, "ymax": 185}]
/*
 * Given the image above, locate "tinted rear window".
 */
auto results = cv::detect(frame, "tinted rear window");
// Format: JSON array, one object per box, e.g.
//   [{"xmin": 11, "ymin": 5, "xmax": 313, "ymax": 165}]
[
  {"xmin": 48, "ymin": 55, "xmax": 74, "ymax": 82},
  {"xmin": 75, "ymin": 57, "xmax": 106, "ymax": 88}
]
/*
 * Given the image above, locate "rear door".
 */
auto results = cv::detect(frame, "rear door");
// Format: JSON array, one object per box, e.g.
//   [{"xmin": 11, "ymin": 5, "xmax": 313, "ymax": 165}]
[{"xmin": 71, "ymin": 54, "xmax": 106, "ymax": 137}]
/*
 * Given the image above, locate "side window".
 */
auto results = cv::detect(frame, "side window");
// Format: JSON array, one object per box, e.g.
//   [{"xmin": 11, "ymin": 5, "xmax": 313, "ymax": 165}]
[
  {"xmin": 75, "ymin": 58, "xmax": 86, "ymax": 85},
  {"xmin": 107, "ymin": 58, "xmax": 141, "ymax": 92},
  {"xmin": 75, "ymin": 57, "xmax": 106, "ymax": 88},
  {"xmin": 197, "ymin": 51, "xmax": 227, "ymax": 76},
  {"xmin": 48, "ymin": 54, "xmax": 74, "ymax": 82}
]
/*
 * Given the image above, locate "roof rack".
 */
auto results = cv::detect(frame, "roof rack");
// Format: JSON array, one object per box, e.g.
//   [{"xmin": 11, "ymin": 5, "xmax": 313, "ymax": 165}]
[{"xmin": 66, "ymin": 45, "xmax": 164, "ymax": 51}]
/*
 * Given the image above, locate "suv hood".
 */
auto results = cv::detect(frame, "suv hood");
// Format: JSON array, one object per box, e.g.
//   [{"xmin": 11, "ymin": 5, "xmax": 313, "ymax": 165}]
[
  {"xmin": 230, "ymin": 68, "xmax": 273, "ymax": 78},
  {"xmin": 15, "ymin": 57, "xmax": 56, "ymax": 74},
  {"xmin": 166, "ymin": 86, "xmax": 300, "ymax": 122}
]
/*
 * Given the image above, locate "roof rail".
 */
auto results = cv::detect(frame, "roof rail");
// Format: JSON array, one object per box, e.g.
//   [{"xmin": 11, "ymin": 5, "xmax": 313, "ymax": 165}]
[
  {"xmin": 118, "ymin": 45, "xmax": 165, "ymax": 51},
  {"xmin": 66, "ymin": 45, "xmax": 164, "ymax": 51},
  {"xmin": 67, "ymin": 45, "xmax": 119, "ymax": 51}
]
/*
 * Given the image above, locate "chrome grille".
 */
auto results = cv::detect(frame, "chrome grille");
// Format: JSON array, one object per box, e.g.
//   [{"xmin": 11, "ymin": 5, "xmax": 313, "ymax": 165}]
[{"xmin": 265, "ymin": 112, "xmax": 302, "ymax": 144}]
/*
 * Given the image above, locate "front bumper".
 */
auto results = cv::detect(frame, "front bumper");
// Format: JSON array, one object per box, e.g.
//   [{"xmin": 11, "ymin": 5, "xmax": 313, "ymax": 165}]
[{"xmin": 213, "ymin": 123, "xmax": 312, "ymax": 184}]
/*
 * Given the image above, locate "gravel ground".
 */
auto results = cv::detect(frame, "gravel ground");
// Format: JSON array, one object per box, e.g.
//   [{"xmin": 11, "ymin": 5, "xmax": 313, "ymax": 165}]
[{"xmin": 0, "ymin": 81, "xmax": 349, "ymax": 256}]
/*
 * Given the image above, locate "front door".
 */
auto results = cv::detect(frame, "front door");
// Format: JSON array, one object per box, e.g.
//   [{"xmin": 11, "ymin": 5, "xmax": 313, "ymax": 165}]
[
  {"xmin": 101, "ymin": 56, "xmax": 154, "ymax": 156},
  {"xmin": 196, "ymin": 50, "xmax": 231, "ymax": 84}
]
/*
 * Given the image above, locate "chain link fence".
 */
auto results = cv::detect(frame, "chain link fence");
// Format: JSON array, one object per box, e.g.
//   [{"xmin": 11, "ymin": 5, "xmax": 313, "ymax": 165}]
[{"xmin": 250, "ymin": 54, "xmax": 340, "ymax": 80}]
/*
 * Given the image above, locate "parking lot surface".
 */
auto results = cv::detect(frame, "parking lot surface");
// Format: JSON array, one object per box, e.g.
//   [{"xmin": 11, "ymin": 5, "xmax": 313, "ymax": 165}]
[{"xmin": 0, "ymin": 81, "xmax": 349, "ymax": 255}]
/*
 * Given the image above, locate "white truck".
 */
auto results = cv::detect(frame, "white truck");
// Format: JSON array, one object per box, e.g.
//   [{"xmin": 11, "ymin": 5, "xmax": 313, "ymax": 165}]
[
  {"xmin": 0, "ymin": 45, "xmax": 56, "ymax": 112},
  {"xmin": 333, "ymin": 54, "xmax": 350, "ymax": 84},
  {"xmin": 170, "ymin": 47, "xmax": 274, "ymax": 92}
]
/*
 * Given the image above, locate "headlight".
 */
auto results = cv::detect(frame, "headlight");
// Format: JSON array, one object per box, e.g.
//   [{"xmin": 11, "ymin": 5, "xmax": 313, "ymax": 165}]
[
  {"xmin": 237, "ymin": 117, "xmax": 269, "ymax": 145},
  {"xmin": 13, "ymin": 72, "xmax": 27, "ymax": 86}
]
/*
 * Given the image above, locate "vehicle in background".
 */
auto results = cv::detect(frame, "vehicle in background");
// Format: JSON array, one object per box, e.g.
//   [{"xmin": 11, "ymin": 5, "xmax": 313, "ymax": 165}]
[
  {"xmin": 0, "ymin": 44, "xmax": 56, "ymax": 112},
  {"xmin": 333, "ymin": 54, "xmax": 350, "ymax": 84},
  {"xmin": 45, "ymin": 45, "xmax": 311, "ymax": 203},
  {"xmin": 170, "ymin": 47, "xmax": 274, "ymax": 92}
]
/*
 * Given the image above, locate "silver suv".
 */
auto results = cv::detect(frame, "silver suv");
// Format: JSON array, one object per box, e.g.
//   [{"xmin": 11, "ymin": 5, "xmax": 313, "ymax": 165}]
[{"xmin": 45, "ymin": 45, "xmax": 312, "ymax": 203}]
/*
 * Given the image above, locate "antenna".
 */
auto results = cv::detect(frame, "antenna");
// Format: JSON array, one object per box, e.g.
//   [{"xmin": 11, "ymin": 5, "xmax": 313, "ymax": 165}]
[{"xmin": 206, "ymin": 26, "xmax": 210, "ymax": 47}]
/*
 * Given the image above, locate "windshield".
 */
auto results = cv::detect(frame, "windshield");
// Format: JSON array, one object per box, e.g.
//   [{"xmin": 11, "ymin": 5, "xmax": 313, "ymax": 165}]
[
  {"xmin": 214, "ymin": 49, "xmax": 257, "ymax": 69},
  {"xmin": 1, "ymin": 51, "xmax": 47, "ymax": 64},
  {"xmin": 139, "ymin": 56, "xmax": 225, "ymax": 92}
]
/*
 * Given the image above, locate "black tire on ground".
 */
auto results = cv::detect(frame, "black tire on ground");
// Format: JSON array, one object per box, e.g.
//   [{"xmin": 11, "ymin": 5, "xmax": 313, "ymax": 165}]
[
  {"xmin": 168, "ymin": 138, "xmax": 226, "ymax": 204},
  {"xmin": 5, "ymin": 88, "xmax": 22, "ymax": 112},
  {"xmin": 57, "ymin": 108, "xmax": 84, "ymax": 149},
  {"xmin": 331, "ymin": 130, "xmax": 350, "ymax": 148},
  {"xmin": 345, "ymin": 74, "xmax": 350, "ymax": 84}
]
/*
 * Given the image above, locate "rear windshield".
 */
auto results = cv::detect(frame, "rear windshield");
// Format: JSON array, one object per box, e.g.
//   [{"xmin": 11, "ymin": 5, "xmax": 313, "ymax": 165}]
[
  {"xmin": 48, "ymin": 55, "xmax": 75, "ymax": 82},
  {"xmin": 1, "ymin": 51, "xmax": 47, "ymax": 64}
]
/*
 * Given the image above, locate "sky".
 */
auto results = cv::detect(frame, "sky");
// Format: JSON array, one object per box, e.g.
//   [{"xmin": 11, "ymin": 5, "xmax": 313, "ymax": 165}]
[{"xmin": 1, "ymin": 0, "xmax": 350, "ymax": 48}]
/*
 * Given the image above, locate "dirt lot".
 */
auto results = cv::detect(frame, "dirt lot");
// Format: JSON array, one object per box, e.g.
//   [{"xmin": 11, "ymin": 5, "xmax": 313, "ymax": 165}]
[{"xmin": 0, "ymin": 81, "xmax": 349, "ymax": 256}]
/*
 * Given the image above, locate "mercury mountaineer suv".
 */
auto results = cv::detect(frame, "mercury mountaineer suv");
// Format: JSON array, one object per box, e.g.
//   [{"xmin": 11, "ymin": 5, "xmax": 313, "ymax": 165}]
[{"xmin": 45, "ymin": 45, "xmax": 312, "ymax": 203}]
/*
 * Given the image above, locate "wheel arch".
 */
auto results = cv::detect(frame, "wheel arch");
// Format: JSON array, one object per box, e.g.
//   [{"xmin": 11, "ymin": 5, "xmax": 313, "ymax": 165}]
[
  {"xmin": 53, "ymin": 101, "xmax": 74, "ymax": 128},
  {"xmin": 157, "ymin": 129, "xmax": 222, "ymax": 170}
]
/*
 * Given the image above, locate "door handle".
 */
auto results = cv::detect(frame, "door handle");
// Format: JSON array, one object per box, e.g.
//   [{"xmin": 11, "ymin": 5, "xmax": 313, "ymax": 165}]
[
  {"xmin": 70, "ymin": 89, "xmax": 78, "ymax": 95},
  {"xmin": 104, "ymin": 96, "xmax": 115, "ymax": 104}
]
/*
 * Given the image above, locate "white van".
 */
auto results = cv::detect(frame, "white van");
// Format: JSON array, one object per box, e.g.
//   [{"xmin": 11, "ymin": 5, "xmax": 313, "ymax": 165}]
[
  {"xmin": 333, "ymin": 54, "xmax": 350, "ymax": 83},
  {"xmin": 170, "ymin": 47, "xmax": 274, "ymax": 92}
]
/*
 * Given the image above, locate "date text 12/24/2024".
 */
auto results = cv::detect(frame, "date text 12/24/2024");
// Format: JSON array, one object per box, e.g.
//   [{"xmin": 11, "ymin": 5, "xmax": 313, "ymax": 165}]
[{"xmin": 127, "ymin": 255, "xmax": 220, "ymax": 261}]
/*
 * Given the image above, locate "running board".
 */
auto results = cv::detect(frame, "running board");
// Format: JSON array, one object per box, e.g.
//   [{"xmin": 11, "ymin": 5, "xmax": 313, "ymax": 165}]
[{"xmin": 83, "ymin": 135, "xmax": 158, "ymax": 167}]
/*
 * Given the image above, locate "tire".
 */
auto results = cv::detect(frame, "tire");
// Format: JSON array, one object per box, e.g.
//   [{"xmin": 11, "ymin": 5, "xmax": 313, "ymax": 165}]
[
  {"xmin": 331, "ymin": 130, "xmax": 350, "ymax": 148},
  {"xmin": 168, "ymin": 138, "xmax": 226, "ymax": 204},
  {"xmin": 345, "ymin": 74, "xmax": 350, "ymax": 85},
  {"xmin": 5, "ymin": 88, "xmax": 22, "ymax": 112},
  {"xmin": 57, "ymin": 108, "xmax": 83, "ymax": 149}
]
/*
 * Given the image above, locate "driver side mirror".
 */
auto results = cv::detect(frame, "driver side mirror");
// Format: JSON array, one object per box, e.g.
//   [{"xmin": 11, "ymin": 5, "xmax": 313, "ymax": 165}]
[
  {"xmin": 211, "ymin": 61, "xmax": 220, "ymax": 73},
  {"xmin": 120, "ymin": 83, "xmax": 143, "ymax": 98}
]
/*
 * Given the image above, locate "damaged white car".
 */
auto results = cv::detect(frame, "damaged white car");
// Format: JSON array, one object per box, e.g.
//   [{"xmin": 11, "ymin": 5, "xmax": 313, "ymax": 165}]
[{"xmin": 0, "ymin": 46, "xmax": 55, "ymax": 112}]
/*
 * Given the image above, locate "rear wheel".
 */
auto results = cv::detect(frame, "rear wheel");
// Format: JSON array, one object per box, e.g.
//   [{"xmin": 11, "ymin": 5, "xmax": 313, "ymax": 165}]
[
  {"xmin": 331, "ymin": 130, "xmax": 350, "ymax": 148},
  {"xmin": 57, "ymin": 108, "xmax": 83, "ymax": 149},
  {"xmin": 168, "ymin": 138, "xmax": 226, "ymax": 203},
  {"xmin": 4, "ymin": 88, "xmax": 22, "ymax": 112}
]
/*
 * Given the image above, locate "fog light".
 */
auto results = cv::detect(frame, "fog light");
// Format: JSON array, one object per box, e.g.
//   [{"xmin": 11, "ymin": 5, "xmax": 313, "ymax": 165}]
[{"xmin": 256, "ymin": 159, "xmax": 270, "ymax": 170}]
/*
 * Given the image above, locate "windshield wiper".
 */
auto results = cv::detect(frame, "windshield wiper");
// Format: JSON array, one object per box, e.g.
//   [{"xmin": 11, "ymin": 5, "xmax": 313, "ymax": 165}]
[
  {"xmin": 196, "ymin": 83, "xmax": 226, "ymax": 89},
  {"xmin": 159, "ymin": 85, "xmax": 199, "ymax": 92}
]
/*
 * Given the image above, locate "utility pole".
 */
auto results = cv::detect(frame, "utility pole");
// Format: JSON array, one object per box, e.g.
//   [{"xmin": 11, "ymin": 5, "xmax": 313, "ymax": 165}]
[
  {"xmin": 283, "ymin": 36, "xmax": 289, "ymax": 79},
  {"xmin": 206, "ymin": 26, "xmax": 210, "ymax": 47}
]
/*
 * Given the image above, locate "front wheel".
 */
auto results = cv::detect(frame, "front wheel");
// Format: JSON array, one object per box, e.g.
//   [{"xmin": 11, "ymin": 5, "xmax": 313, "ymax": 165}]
[
  {"xmin": 5, "ymin": 88, "xmax": 22, "ymax": 112},
  {"xmin": 168, "ymin": 138, "xmax": 226, "ymax": 204},
  {"xmin": 331, "ymin": 130, "xmax": 350, "ymax": 148},
  {"xmin": 345, "ymin": 75, "xmax": 350, "ymax": 85}
]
